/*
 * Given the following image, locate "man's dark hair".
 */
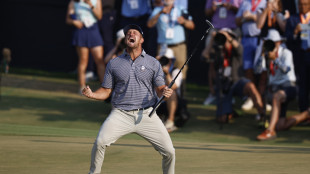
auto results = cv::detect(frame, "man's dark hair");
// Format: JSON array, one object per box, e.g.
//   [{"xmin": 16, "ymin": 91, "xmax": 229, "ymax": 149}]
[{"xmin": 123, "ymin": 24, "xmax": 144, "ymax": 37}]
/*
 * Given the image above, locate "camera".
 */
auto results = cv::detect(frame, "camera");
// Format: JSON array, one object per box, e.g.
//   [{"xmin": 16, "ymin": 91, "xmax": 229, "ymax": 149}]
[
  {"xmin": 159, "ymin": 56, "xmax": 170, "ymax": 67},
  {"xmin": 214, "ymin": 33, "xmax": 227, "ymax": 46},
  {"xmin": 210, "ymin": 32, "xmax": 234, "ymax": 94},
  {"xmin": 262, "ymin": 39, "xmax": 275, "ymax": 59},
  {"xmin": 181, "ymin": 9, "xmax": 190, "ymax": 20}
]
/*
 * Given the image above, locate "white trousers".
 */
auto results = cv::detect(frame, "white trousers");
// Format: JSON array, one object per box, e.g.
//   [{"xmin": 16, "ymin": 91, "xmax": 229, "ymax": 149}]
[{"xmin": 88, "ymin": 107, "xmax": 175, "ymax": 174}]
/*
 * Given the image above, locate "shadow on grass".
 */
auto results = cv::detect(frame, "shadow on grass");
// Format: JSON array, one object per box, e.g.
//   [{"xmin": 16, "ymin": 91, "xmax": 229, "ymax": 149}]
[
  {"xmin": 177, "ymin": 103, "xmax": 310, "ymax": 144},
  {"xmin": 0, "ymin": 95, "xmax": 111, "ymax": 123},
  {"xmin": 1, "ymin": 74, "xmax": 309, "ymax": 145},
  {"xmin": 31, "ymin": 139, "xmax": 310, "ymax": 154}
]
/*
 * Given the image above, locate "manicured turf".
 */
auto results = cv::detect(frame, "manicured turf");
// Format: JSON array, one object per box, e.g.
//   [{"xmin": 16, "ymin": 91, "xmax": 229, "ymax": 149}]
[{"xmin": 0, "ymin": 73, "xmax": 309, "ymax": 173}]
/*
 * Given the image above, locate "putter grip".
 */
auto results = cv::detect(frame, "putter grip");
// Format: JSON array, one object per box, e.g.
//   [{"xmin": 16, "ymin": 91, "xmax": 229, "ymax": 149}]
[{"xmin": 149, "ymin": 82, "xmax": 174, "ymax": 117}]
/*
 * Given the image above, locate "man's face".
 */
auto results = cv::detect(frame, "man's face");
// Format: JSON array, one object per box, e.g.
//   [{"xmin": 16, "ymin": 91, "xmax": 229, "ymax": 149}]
[
  {"xmin": 299, "ymin": 0, "xmax": 310, "ymax": 14},
  {"xmin": 125, "ymin": 29, "xmax": 144, "ymax": 48},
  {"xmin": 164, "ymin": 0, "xmax": 174, "ymax": 6}
]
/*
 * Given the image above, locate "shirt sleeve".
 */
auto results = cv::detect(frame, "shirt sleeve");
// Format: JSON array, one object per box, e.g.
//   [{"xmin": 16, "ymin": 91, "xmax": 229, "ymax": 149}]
[
  {"xmin": 274, "ymin": 49, "xmax": 292, "ymax": 74},
  {"xmin": 235, "ymin": 2, "xmax": 244, "ymax": 18},
  {"xmin": 102, "ymin": 62, "xmax": 114, "ymax": 89},
  {"xmin": 153, "ymin": 60, "xmax": 166, "ymax": 87},
  {"xmin": 149, "ymin": 7, "xmax": 162, "ymax": 19},
  {"xmin": 234, "ymin": 0, "xmax": 243, "ymax": 8}
]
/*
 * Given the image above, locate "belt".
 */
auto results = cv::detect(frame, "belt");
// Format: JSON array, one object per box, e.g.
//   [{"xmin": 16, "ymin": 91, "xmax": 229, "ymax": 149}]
[
  {"xmin": 167, "ymin": 42, "xmax": 185, "ymax": 47},
  {"xmin": 124, "ymin": 106, "xmax": 152, "ymax": 112}
]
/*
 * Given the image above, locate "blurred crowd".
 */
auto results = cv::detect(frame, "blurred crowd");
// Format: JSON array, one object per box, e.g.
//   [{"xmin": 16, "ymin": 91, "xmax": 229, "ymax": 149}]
[{"xmin": 65, "ymin": 0, "xmax": 310, "ymax": 140}]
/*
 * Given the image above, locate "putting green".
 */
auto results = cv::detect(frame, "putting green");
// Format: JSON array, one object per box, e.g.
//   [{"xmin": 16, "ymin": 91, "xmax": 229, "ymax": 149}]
[{"xmin": 1, "ymin": 135, "xmax": 310, "ymax": 174}]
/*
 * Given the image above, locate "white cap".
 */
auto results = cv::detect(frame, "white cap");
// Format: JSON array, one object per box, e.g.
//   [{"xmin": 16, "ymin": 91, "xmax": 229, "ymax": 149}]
[
  {"xmin": 220, "ymin": 28, "xmax": 237, "ymax": 38},
  {"xmin": 116, "ymin": 29, "xmax": 125, "ymax": 40},
  {"xmin": 164, "ymin": 48, "xmax": 174, "ymax": 59},
  {"xmin": 264, "ymin": 29, "xmax": 284, "ymax": 42}
]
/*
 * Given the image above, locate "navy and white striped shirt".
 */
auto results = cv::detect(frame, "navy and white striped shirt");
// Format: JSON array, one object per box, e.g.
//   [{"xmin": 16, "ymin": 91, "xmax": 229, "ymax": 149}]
[{"xmin": 102, "ymin": 50, "xmax": 165, "ymax": 111}]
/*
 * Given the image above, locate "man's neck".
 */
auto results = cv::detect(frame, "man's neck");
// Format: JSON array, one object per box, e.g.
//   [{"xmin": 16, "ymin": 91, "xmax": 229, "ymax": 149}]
[{"xmin": 127, "ymin": 47, "xmax": 143, "ymax": 61}]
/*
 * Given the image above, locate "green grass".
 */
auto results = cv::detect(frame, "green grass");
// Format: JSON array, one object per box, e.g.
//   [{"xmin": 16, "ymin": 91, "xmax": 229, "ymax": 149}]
[{"xmin": 0, "ymin": 72, "xmax": 310, "ymax": 174}]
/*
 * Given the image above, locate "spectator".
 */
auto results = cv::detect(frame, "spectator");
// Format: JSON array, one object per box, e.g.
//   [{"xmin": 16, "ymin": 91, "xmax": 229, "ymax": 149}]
[
  {"xmin": 256, "ymin": 29, "xmax": 297, "ymax": 141},
  {"xmin": 82, "ymin": 24, "xmax": 175, "ymax": 174},
  {"xmin": 252, "ymin": 0, "xmax": 287, "ymax": 115},
  {"xmin": 98, "ymin": 0, "xmax": 117, "ymax": 55},
  {"xmin": 257, "ymin": 0, "xmax": 286, "ymax": 36},
  {"xmin": 66, "ymin": 0, "xmax": 106, "ymax": 93},
  {"xmin": 201, "ymin": 0, "xmax": 242, "ymax": 105},
  {"xmin": 281, "ymin": 0, "xmax": 298, "ymax": 15},
  {"xmin": 235, "ymin": 0, "xmax": 267, "ymax": 111},
  {"xmin": 104, "ymin": 29, "xmax": 126, "ymax": 65},
  {"xmin": 117, "ymin": 0, "xmax": 153, "ymax": 54},
  {"xmin": 210, "ymin": 29, "xmax": 265, "ymax": 123},
  {"xmin": 276, "ymin": 107, "xmax": 310, "ymax": 131},
  {"xmin": 147, "ymin": 0, "xmax": 195, "ymax": 98},
  {"xmin": 158, "ymin": 48, "xmax": 183, "ymax": 132},
  {"xmin": 86, "ymin": 0, "xmax": 117, "ymax": 83},
  {"xmin": 285, "ymin": 0, "xmax": 310, "ymax": 113},
  {"xmin": 2, "ymin": 48, "xmax": 11, "ymax": 74}
]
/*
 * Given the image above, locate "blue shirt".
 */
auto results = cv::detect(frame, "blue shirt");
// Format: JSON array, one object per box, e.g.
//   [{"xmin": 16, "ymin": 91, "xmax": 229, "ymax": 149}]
[
  {"xmin": 102, "ymin": 50, "xmax": 165, "ymax": 110},
  {"xmin": 74, "ymin": 0, "xmax": 98, "ymax": 28},
  {"xmin": 174, "ymin": 0, "xmax": 188, "ymax": 10},
  {"xmin": 150, "ymin": 6, "xmax": 192, "ymax": 44},
  {"xmin": 269, "ymin": 47, "xmax": 296, "ymax": 86},
  {"xmin": 236, "ymin": 0, "xmax": 266, "ymax": 36},
  {"xmin": 121, "ymin": 0, "xmax": 152, "ymax": 17}
]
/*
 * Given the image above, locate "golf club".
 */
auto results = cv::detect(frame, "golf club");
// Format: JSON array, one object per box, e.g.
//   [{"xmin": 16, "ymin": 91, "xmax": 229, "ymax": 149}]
[{"xmin": 149, "ymin": 20, "xmax": 214, "ymax": 117}]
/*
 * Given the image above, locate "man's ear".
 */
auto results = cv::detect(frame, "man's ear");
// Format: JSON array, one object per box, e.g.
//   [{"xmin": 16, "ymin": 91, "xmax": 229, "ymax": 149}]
[{"xmin": 140, "ymin": 37, "xmax": 144, "ymax": 44}]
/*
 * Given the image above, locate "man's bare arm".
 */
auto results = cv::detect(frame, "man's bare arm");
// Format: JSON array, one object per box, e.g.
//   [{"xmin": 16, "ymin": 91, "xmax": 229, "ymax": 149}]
[{"xmin": 82, "ymin": 86, "xmax": 112, "ymax": 101}]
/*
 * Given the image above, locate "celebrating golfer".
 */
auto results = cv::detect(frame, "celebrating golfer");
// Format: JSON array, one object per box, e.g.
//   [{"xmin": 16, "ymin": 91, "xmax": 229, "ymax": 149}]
[{"xmin": 82, "ymin": 24, "xmax": 175, "ymax": 174}]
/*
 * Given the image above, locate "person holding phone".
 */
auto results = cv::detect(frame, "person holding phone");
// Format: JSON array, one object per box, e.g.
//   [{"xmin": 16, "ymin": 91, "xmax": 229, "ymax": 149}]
[{"xmin": 147, "ymin": 0, "xmax": 195, "ymax": 99}]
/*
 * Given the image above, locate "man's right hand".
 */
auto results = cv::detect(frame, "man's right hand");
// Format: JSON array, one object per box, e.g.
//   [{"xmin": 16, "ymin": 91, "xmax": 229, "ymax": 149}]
[{"xmin": 82, "ymin": 85, "xmax": 93, "ymax": 98}]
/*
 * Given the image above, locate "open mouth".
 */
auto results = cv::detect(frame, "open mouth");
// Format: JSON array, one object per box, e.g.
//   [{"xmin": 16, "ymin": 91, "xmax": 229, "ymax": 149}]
[{"xmin": 129, "ymin": 38, "xmax": 135, "ymax": 43}]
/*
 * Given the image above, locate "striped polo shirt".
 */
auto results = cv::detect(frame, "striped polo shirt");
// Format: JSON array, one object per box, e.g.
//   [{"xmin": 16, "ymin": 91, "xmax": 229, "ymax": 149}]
[{"xmin": 102, "ymin": 50, "xmax": 166, "ymax": 111}]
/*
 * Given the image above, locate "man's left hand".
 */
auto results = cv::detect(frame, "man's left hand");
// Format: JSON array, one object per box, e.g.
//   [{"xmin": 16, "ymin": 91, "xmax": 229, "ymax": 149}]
[{"xmin": 163, "ymin": 86, "xmax": 173, "ymax": 98}]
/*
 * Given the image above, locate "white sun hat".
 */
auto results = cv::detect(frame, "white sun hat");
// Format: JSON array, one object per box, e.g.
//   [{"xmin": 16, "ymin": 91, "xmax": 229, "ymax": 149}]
[
  {"xmin": 164, "ymin": 48, "xmax": 175, "ymax": 59},
  {"xmin": 264, "ymin": 29, "xmax": 285, "ymax": 42},
  {"xmin": 116, "ymin": 29, "xmax": 125, "ymax": 40}
]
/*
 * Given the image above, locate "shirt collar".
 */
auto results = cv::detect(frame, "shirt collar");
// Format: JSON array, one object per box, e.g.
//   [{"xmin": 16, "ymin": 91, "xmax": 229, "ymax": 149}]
[{"xmin": 123, "ymin": 49, "xmax": 146, "ymax": 59}]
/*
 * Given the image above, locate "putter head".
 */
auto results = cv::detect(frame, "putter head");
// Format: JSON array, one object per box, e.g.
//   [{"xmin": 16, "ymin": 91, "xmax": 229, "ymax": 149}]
[{"xmin": 205, "ymin": 20, "xmax": 214, "ymax": 33}]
